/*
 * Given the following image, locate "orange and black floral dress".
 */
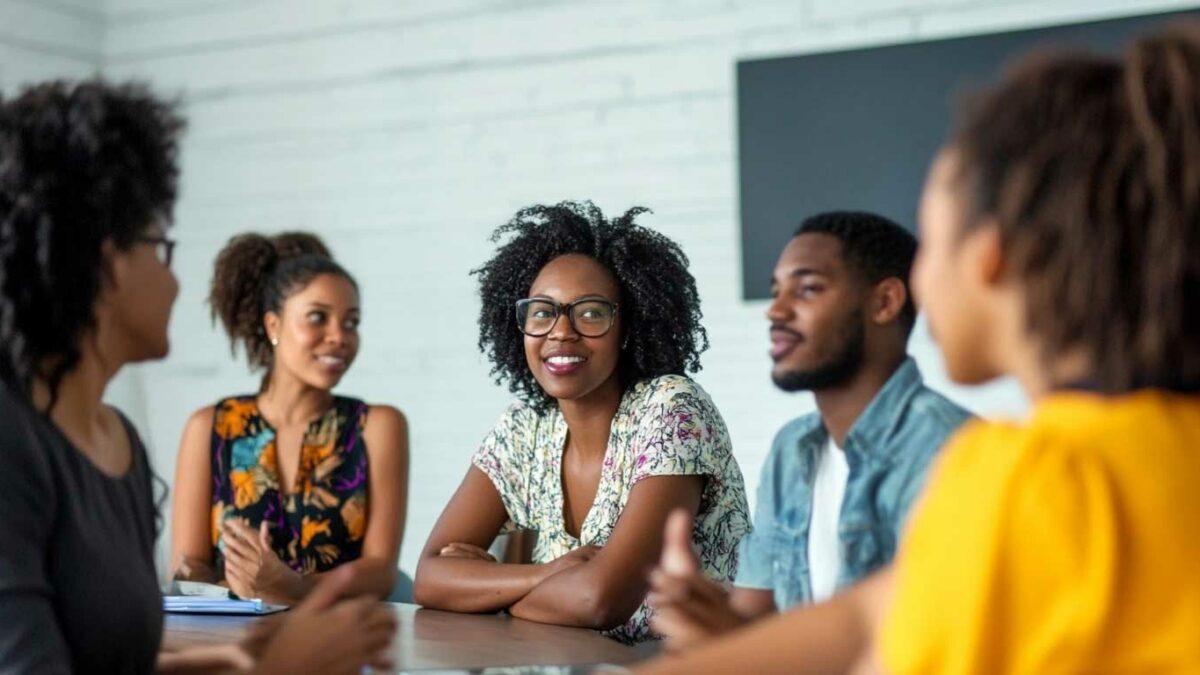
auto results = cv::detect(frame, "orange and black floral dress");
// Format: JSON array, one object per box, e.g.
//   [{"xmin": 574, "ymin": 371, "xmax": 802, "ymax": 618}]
[{"xmin": 210, "ymin": 395, "xmax": 370, "ymax": 575}]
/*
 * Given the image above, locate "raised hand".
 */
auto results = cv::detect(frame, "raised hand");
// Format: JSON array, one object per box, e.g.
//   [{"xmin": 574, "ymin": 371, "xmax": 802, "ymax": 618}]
[
  {"xmin": 222, "ymin": 519, "xmax": 303, "ymax": 604},
  {"xmin": 647, "ymin": 509, "xmax": 747, "ymax": 650}
]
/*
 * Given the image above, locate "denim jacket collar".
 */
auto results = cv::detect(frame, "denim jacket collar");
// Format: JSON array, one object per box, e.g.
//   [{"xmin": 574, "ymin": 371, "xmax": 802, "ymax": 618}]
[
  {"xmin": 734, "ymin": 356, "xmax": 971, "ymax": 608},
  {"xmin": 844, "ymin": 357, "xmax": 924, "ymax": 460},
  {"xmin": 790, "ymin": 357, "xmax": 925, "ymax": 474}
]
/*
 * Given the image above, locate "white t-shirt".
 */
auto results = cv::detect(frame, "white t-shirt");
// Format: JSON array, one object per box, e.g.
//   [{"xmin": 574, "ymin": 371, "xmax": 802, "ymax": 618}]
[{"xmin": 808, "ymin": 436, "xmax": 850, "ymax": 602}]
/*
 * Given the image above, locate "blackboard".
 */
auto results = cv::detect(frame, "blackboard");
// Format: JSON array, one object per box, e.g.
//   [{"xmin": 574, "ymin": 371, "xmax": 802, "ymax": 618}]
[{"xmin": 737, "ymin": 8, "xmax": 1200, "ymax": 300}]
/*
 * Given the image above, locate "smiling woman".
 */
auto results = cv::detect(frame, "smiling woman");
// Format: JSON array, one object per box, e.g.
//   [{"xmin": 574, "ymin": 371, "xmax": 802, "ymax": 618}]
[
  {"xmin": 169, "ymin": 231, "xmax": 409, "ymax": 607},
  {"xmin": 412, "ymin": 200, "xmax": 750, "ymax": 644}
]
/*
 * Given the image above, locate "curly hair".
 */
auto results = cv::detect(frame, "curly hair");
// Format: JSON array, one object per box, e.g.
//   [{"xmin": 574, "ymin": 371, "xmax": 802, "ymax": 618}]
[
  {"xmin": 794, "ymin": 211, "xmax": 918, "ymax": 336},
  {"xmin": 0, "ymin": 80, "xmax": 183, "ymax": 405},
  {"xmin": 209, "ymin": 231, "xmax": 357, "ymax": 377},
  {"xmin": 951, "ymin": 22, "xmax": 1200, "ymax": 392},
  {"xmin": 472, "ymin": 200, "xmax": 708, "ymax": 411}
]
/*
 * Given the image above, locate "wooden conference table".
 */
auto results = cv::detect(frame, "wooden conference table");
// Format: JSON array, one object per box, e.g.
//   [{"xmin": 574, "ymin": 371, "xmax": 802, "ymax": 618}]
[{"xmin": 164, "ymin": 603, "xmax": 653, "ymax": 672}]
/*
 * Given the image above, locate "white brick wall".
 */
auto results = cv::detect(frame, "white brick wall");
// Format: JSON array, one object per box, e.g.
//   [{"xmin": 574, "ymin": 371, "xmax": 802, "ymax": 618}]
[
  {"xmin": 4, "ymin": 0, "xmax": 1193, "ymax": 577},
  {"xmin": 0, "ymin": 0, "xmax": 101, "ymax": 91}
]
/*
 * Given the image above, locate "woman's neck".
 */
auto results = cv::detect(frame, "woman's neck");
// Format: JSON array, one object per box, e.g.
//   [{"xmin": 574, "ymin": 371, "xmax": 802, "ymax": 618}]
[
  {"xmin": 991, "ymin": 295, "xmax": 1093, "ymax": 404},
  {"xmin": 557, "ymin": 375, "xmax": 624, "ymax": 460},
  {"xmin": 33, "ymin": 336, "xmax": 120, "ymax": 455},
  {"xmin": 258, "ymin": 371, "xmax": 334, "ymax": 426}
]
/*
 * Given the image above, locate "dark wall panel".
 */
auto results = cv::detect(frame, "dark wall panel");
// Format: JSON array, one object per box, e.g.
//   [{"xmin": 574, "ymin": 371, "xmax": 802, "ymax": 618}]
[{"xmin": 737, "ymin": 9, "xmax": 1200, "ymax": 299}]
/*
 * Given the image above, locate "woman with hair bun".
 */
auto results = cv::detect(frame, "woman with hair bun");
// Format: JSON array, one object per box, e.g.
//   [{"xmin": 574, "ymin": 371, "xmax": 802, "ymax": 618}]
[
  {"xmin": 170, "ymin": 231, "xmax": 408, "ymax": 605},
  {"xmin": 0, "ymin": 78, "xmax": 396, "ymax": 674}
]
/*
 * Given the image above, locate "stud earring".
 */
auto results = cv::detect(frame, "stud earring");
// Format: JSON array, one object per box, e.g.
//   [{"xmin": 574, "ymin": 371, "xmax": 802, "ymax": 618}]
[{"xmin": 270, "ymin": 337, "xmax": 279, "ymax": 347}]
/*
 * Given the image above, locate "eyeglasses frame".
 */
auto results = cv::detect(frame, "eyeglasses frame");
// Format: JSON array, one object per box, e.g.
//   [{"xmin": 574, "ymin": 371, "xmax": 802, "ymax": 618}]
[
  {"xmin": 134, "ymin": 235, "xmax": 177, "ymax": 268},
  {"xmin": 514, "ymin": 297, "xmax": 621, "ymax": 338}
]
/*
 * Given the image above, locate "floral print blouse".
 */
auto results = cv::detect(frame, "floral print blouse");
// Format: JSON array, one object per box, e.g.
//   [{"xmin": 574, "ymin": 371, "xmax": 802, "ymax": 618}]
[
  {"xmin": 210, "ymin": 395, "xmax": 370, "ymax": 576},
  {"xmin": 472, "ymin": 374, "xmax": 751, "ymax": 644}
]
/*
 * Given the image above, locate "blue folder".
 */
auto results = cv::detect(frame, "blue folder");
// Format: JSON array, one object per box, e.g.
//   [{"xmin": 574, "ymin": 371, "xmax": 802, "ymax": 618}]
[{"xmin": 163, "ymin": 596, "xmax": 288, "ymax": 615}]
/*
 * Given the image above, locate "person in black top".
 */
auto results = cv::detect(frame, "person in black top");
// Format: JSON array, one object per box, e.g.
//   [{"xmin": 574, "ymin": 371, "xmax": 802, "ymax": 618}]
[{"xmin": 0, "ymin": 80, "xmax": 396, "ymax": 674}]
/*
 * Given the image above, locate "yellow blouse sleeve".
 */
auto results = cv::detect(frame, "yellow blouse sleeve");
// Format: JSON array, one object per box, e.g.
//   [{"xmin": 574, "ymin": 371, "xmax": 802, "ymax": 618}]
[{"xmin": 878, "ymin": 421, "xmax": 1124, "ymax": 675}]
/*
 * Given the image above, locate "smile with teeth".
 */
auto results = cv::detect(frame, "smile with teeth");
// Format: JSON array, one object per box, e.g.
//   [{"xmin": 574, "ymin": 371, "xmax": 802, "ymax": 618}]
[
  {"xmin": 317, "ymin": 355, "xmax": 346, "ymax": 365},
  {"xmin": 546, "ymin": 355, "xmax": 586, "ymax": 365}
]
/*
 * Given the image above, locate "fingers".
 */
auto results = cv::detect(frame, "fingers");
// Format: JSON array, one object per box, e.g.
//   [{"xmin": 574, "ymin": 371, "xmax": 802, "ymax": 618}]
[
  {"xmin": 647, "ymin": 568, "xmax": 728, "ymax": 608},
  {"xmin": 223, "ymin": 519, "xmax": 263, "ymax": 553},
  {"xmin": 438, "ymin": 543, "xmax": 497, "ymax": 562},
  {"xmin": 171, "ymin": 552, "xmax": 191, "ymax": 579},
  {"xmin": 646, "ymin": 566, "xmax": 739, "ymax": 648},
  {"xmin": 225, "ymin": 566, "xmax": 253, "ymax": 598},
  {"xmin": 224, "ymin": 553, "xmax": 250, "ymax": 582},
  {"xmin": 258, "ymin": 521, "xmax": 273, "ymax": 550},
  {"xmin": 223, "ymin": 543, "xmax": 262, "ymax": 589},
  {"xmin": 660, "ymin": 509, "xmax": 699, "ymax": 575},
  {"xmin": 355, "ymin": 610, "xmax": 398, "ymax": 667},
  {"xmin": 243, "ymin": 613, "xmax": 285, "ymax": 654},
  {"xmin": 223, "ymin": 521, "xmax": 263, "ymax": 563},
  {"xmin": 222, "ymin": 518, "xmax": 252, "ymax": 541},
  {"xmin": 649, "ymin": 604, "xmax": 715, "ymax": 649},
  {"xmin": 172, "ymin": 554, "xmax": 217, "ymax": 582},
  {"xmin": 224, "ymin": 559, "xmax": 256, "ymax": 600},
  {"xmin": 224, "ymin": 538, "xmax": 257, "ymax": 566},
  {"xmin": 329, "ymin": 600, "xmax": 396, "ymax": 669},
  {"xmin": 258, "ymin": 580, "xmax": 395, "ymax": 675},
  {"xmin": 646, "ymin": 568, "xmax": 688, "ymax": 607}
]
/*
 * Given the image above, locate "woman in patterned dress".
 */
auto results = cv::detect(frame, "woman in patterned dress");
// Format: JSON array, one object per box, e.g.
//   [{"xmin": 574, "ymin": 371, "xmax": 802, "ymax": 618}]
[
  {"xmin": 413, "ymin": 201, "xmax": 750, "ymax": 643},
  {"xmin": 170, "ymin": 232, "xmax": 409, "ymax": 605}
]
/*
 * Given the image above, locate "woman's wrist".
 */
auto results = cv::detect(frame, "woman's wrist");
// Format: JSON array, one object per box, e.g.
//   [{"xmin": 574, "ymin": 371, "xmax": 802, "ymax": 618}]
[
  {"xmin": 531, "ymin": 560, "xmax": 566, "ymax": 587},
  {"xmin": 262, "ymin": 567, "xmax": 308, "ymax": 605}
]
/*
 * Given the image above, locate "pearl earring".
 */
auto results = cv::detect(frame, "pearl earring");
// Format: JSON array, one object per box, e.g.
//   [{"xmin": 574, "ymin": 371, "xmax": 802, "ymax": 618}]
[{"xmin": 270, "ymin": 337, "xmax": 279, "ymax": 347}]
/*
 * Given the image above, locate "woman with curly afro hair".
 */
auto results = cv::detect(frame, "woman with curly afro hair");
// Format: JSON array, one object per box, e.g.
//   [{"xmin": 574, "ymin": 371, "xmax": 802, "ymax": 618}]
[
  {"xmin": 170, "ymin": 231, "xmax": 409, "ymax": 608},
  {"xmin": 0, "ymin": 80, "xmax": 396, "ymax": 673},
  {"xmin": 414, "ymin": 200, "xmax": 750, "ymax": 644}
]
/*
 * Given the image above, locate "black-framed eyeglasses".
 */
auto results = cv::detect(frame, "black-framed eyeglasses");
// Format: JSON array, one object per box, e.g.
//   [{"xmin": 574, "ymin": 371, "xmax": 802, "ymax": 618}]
[
  {"xmin": 135, "ymin": 235, "xmax": 177, "ymax": 268},
  {"xmin": 515, "ymin": 298, "xmax": 620, "ymax": 338}
]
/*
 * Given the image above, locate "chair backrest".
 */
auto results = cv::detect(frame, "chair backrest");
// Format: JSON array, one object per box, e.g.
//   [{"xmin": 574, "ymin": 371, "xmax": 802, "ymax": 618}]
[{"xmin": 387, "ymin": 569, "xmax": 414, "ymax": 603}]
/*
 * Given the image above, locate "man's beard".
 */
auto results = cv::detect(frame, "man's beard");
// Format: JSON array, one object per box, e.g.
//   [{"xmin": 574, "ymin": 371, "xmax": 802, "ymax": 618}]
[{"xmin": 772, "ymin": 313, "xmax": 865, "ymax": 392}]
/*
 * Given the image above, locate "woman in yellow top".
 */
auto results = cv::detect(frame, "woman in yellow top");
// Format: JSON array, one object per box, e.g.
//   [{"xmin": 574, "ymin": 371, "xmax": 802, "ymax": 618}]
[{"xmin": 638, "ymin": 21, "xmax": 1200, "ymax": 675}]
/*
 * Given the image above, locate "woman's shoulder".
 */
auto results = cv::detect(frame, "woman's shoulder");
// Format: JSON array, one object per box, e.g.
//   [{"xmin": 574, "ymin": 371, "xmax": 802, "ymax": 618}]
[
  {"xmin": 361, "ymin": 402, "xmax": 408, "ymax": 440},
  {"xmin": 208, "ymin": 395, "xmax": 262, "ymax": 441},
  {"xmin": 210, "ymin": 395, "xmax": 258, "ymax": 420},
  {"xmin": 631, "ymin": 372, "xmax": 701, "ymax": 395},
  {"xmin": 212, "ymin": 393, "xmax": 256, "ymax": 407},
  {"xmin": 184, "ymin": 404, "xmax": 218, "ymax": 432},
  {"xmin": 0, "ymin": 385, "xmax": 40, "ymax": 439},
  {"xmin": 924, "ymin": 414, "xmax": 1118, "ymax": 532},
  {"xmin": 494, "ymin": 397, "xmax": 552, "ymax": 427},
  {"xmin": 623, "ymin": 375, "xmax": 731, "ymax": 449},
  {"xmin": 0, "ymin": 388, "xmax": 57, "ymax": 478},
  {"xmin": 475, "ymin": 399, "xmax": 555, "ymax": 462},
  {"xmin": 627, "ymin": 374, "xmax": 717, "ymax": 410},
  {"xmin": 101, "ymin": 404, "xmax": 156, "ymax": 473}
]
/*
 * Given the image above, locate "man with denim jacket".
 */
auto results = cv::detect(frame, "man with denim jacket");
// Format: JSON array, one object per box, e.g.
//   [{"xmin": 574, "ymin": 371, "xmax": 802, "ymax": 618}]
[{"xmin": 649, "ymin": 211, "xmax": 971, "ymax": 645}]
